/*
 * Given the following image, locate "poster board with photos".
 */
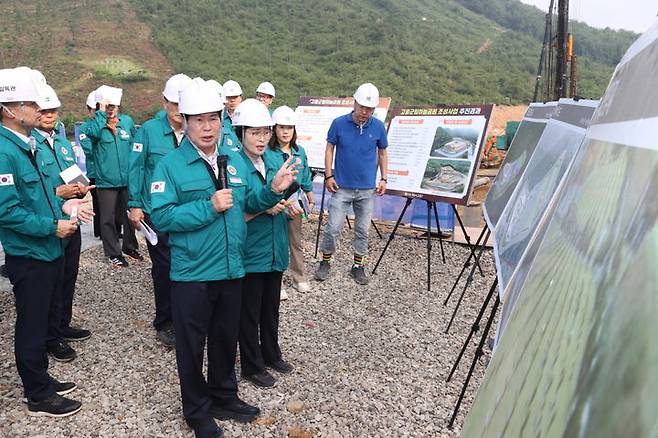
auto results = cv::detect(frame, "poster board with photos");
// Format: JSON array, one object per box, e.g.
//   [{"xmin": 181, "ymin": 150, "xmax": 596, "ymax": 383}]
[
  {"xmin": 384, "ymin": 104, "xmax": 493, "ymax": 205},
  {"xmin": 295, "ymin": 96, "xmax": 391, "ymax": 171},
  {"xmin": 462, "ymin": 24, "xmax": 658, "ymax": 438},
  {"xmin": 483, "ymin": 102, "xmax": 558, "ymax": 230}
]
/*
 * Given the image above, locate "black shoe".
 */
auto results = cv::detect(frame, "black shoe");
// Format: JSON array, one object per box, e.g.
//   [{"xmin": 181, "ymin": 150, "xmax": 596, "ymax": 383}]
[
  {"xmin": 156, "ymin": 324, "xmax": 176, "ymax": 348},
  {"xmin": 48, "ymin": 341, "xmax": 77, "ymax": 363},
  {"xmin": 109, "ymin": 256, "xmax": 129, "ymax": 267},
  {"xmin": 22, "ymin": 378, "xmax": 77, "ymax": 403},
  {"xmin": 242, "ymin": 370, "xmax": 276, "ymax": 388},
  {"xmin": 187, "ymin": 418, "xmax": 223, "ymax": 438},
  {"xmin": 62, "ymin": 326, "xmax": 91, "ymax": 342},
  {"xmin": 123, "ymin": 249, "xmax": 144, "ymax": 261},
  {"xmin": 267, "ymin": 359, "xmax": 294, "ymax": 374},
  {"xmin": 315, "ymin": 260, "xmax": 330, "ymax": 281},
  {"xmin": 211, "ymin": 398, "xmax": 260, "ymax": 423},
  {"xmin": 349, "ymin": 265, "xmax": 369, "ymax": 285},
  {"xmin": 27, "ymin": 393, "xmax": 82, "ymax": 417}
]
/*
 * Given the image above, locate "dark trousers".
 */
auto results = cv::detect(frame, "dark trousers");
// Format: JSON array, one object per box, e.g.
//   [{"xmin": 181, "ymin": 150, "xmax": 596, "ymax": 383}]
[
  {"xmin": 144, "ymin": 215, "xmax": 172, "ymax": 330},
  {"xmin": 89, "ymin": 178, "xmax": 101, "ymax": 238},
  {"xmin": 96, "ymin": 187, "xmax": 138, "ymax": 258},
  {"xmin": 239, "ymin": 271, "xmax": 283, "ymax": 376},
  {"xmin": 59, "ymin": 227, "xmax": 82, "ymax": 331},
  {"xmin": 171, "ymin": 279, "xmax": 242, "ymax": 423},
  {"xmin": 6, "ymin": 254, "xmax": 64, "ymax": 401}
]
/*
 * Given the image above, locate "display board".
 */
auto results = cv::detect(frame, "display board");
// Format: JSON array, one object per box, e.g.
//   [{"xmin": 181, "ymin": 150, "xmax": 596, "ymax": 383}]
[
  {"xmin": 483, "ymin": 102, "xmax": 558, "ymax": 230},
  {"xmin": 384, "ymin": 105, "xmax": 493, "ymax": 205},
  {"xmin": 295, "ymin": 96, "xmax": 391, "ymax": 170},
  {"xmin": 462, "ymin": 23, "xmax": 658, "ymax": 438},
  {"xmin": 493, "ymin": 99, "xmax": 598, "ymax": 296}
]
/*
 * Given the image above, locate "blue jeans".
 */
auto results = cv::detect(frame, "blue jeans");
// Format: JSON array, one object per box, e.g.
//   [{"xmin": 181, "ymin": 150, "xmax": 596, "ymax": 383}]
[{"xmin": 320, "ymin": 188, "xmax": 375, "ymax": 257}]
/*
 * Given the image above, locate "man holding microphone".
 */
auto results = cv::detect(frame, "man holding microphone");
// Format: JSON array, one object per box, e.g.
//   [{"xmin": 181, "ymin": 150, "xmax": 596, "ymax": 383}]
[{"xmin": 150, "ymin": 78, "xmax": 299, "ymax": 438}]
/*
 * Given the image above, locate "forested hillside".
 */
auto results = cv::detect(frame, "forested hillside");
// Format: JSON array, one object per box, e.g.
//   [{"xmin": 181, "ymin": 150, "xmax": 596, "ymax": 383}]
[
  {"xmin": 0, "ymin": 0, "xmax": 637, "ymax": 123},
  {"xmin": 129, "ymin": 0, "xmax": 629, "ymax": 108},
  {"xmin": 455, "ymin": 0, "xmax": 637, "ymax": 65}
]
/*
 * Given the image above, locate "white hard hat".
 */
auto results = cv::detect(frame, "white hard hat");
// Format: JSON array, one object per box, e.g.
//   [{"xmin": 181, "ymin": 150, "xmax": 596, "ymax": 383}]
[
  {"xmin": 271, "ymin": 105, "xmax": 296, "ymax": 126},
  {"xmin": 36, "ymin": 84, "xmax": 61, "ymax": 110},
  {"xmin": 163, "ymin": 73, "xmax": 192, "ymax": 103},
  {"xmin": 178, "ymin": 77, "xmax": 225, "ymax": 115},
  {"xmin": 206, "ymin": 80, "xmax": 225, "ymax": 103},
  {"xmin": 12, "ymin": 66, "xmax": 47, "ymax": 85},
  {"xmin": 0, "ymin": 67, "xmax": 43, "ymax": 103},
  {"xmin": 353, "ymin": 83, "xmax": 380, "ymax": 108},
  {"xmin": 97, "ymin": 85, "xmax": 123, "ymax": 106},
  {"xmin": 232, "ymin": 98, "xmax": 273, "ymax": 128},
  {"xmin": 94, "ymin": 85, "xmax": 110, "ymax": 104},
  {"xmin": 86, "ymin": 90, "xmax": 98, "ymax": 108},
  {"xmin": 256, "ymin": 81, "xmax": 275, "ymax": 97},
  {"xmin": 31, "ymin": 69, "xmax": 47, "ymax": 84},
  {"xmin": 223, "ymin": 79, "xmax": 242, "ymax": 97}
]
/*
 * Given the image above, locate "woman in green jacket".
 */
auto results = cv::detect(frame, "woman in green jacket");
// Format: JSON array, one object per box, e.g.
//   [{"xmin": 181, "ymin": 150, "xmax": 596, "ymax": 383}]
[
  {"xmin": 269, "ymin": 106, "xmax": 315, "ymax": 293},
  {"xmin": 234, "ymin": 99, "xmax": 302, "ymax": 388}
]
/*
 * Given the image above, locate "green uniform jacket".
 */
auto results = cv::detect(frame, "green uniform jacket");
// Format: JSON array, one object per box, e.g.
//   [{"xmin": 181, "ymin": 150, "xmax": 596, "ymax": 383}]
[
  {"xmin": 78, "ymin": 118, "xmax": 97, "ymax": 179},
  {"xmin": 270, "ymin": 143, "xmax": 313, "ymax": 192},
  {"xmin": 33, "ymin": 129, "xmax": 77, "ymax": 186},
  {"xmin": 84, "ymin": 111, "xmax": 136, "ymax": 188},
  {"xmin": 128, "ymin": 115, "xmax": 181, "ymax": 214},
  {"xmin": 221, "ymin": 112, "xmax": 241, "ymax": 151},
  {"xmin": 150, "ymin": 138, "xmax": 283, "ymax": 282},
  {"xmin": 0, "ymin": 126, "xmax": 63, "ymax": 261},
  {"xmin": 242, "ymin": 148, "xmax": 290, "ymax": 273}
]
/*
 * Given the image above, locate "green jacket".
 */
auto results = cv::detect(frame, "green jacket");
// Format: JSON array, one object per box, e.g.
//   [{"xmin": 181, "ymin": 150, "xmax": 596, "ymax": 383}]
[
  {"xmin": 270, "ymin": 142, "xmax": 313, "ymax": 192},
  {"xmin": 242, "ymin": 148, "xmax": 290, "ymax": 273},
  {"xmin": 84, "ymin": 111, "xmax": 136, "ymax": 188},
  {"xmin": 150, "ymin": 138, "xmax": 283, "ymax": 282},
  {"xmin": 0, "ymin": 126, "xmax": 64, "ymax": 261},
  {"xmin": 128, "ymin": 115, "xmax": 182, "ymax": 214},
  {"xmin": 33, "ymin": 129, "xmax": 77, "ymax": 186},
  {"xmin": 78, "ymin": 118, "xmax": 97, "ymax": 179},
  {"xmin": 221, "ymin": 112, "xmax": 241, "ymax": 151}
]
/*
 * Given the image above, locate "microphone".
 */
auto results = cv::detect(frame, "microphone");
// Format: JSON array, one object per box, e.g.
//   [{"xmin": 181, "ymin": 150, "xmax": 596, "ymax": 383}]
[{"xmin": 217, "ymin": 155, "xmax": 228, "ymax": 190}]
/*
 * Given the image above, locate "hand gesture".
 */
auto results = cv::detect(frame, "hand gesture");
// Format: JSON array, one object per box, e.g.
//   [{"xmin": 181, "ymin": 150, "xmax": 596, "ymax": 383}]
[
  {"xmin": 325, "ymin": 176, "xmax": 339, "ymax": 193},
  {"xmin": 286, "ymin": 202, "xmax": 304, "ymax": 218},
  {"xmin": 376, "ymin": 179, "xmax": 386, "ymax": 196},
  {"xmin": 129, "ymin": 208, "xmax": 144, "ymax": 230},
  {"xmin": 266, "ymin": 200, "xmax": 287, "ymax": 216},
  {"xmin": 62, "ymin": 199, "xmax": 95, "ymax": 223},
  {"xmin": 211, "ymin": 189, "xmax": 233, "ymax": 212},
  {"xmin": 271, "ymin": 156, "xmax": 299, "ymax": 193},
  {"xmin": 56, "ymin": 219, "xmax": 78, "ymax": 238}
]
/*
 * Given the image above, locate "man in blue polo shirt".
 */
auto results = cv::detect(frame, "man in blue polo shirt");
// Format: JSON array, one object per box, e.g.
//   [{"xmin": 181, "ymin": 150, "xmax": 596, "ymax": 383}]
[{"xmin": 315, "ymin": 83, "xmax": 388, "ymax": 285}]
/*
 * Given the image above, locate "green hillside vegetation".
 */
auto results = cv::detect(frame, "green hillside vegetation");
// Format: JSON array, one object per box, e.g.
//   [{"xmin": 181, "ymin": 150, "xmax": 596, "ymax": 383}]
[
  {"xmin": 0, "ymin": 0, "xmax": 638, "ymax": 124},
  {"xmin": 0, "ymin": 0, "xmax": 173, "ymax": 125},
  {"xmin": 130, "ymin": 0, "xmax": 628, "ymax": 110},
  {"xmin": 455, "ymin": 0, "xmax": 638, "ymax": 66}
]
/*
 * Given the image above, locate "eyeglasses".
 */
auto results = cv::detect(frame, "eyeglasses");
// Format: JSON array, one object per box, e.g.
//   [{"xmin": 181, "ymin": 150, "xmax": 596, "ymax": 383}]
[{"xmin": 246, "ymin": 128, "xmax": 272, "ymax": 139}]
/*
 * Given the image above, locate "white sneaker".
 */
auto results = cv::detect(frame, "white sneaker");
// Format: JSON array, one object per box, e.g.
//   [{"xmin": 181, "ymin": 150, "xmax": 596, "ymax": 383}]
[
  {"xmin": 292, "ymin": 282, "xmax": 311, "ymax": 293},
  {"xmin": 280, "ymin": 288, "xmax": 289, "ymax": 301}
]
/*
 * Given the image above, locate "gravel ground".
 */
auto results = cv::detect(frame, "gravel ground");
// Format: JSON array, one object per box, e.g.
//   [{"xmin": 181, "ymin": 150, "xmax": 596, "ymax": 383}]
[{"xmin": 0, "ymin": 218, "xmax": 497, "ymax": 437}]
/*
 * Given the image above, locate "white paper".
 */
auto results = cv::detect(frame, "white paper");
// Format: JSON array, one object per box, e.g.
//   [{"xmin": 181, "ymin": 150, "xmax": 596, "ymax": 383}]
[
  {"xmin": 60, "ymin": 164, "xmax": 90, "ymax": 186},
  {"xmin": 126, "ymin": 210, "xmax": 158, "ymax": 245}
]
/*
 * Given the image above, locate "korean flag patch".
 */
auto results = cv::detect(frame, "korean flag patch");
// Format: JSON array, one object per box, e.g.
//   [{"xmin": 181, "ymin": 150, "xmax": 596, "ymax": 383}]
[
  {"xmin": 0, "ymin": 174, "xmax": 15, "ymax": 186},
  {"xmin": 79, "ymin": 133, "xmax": 87, "ymax": 141},
  {"xmin": 150, "ymin": 181, "xmax": 165, "ymax": 193},
  {"xmin": 133, "ymin": 143, "xmax": 143, "ymax": 152}
]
